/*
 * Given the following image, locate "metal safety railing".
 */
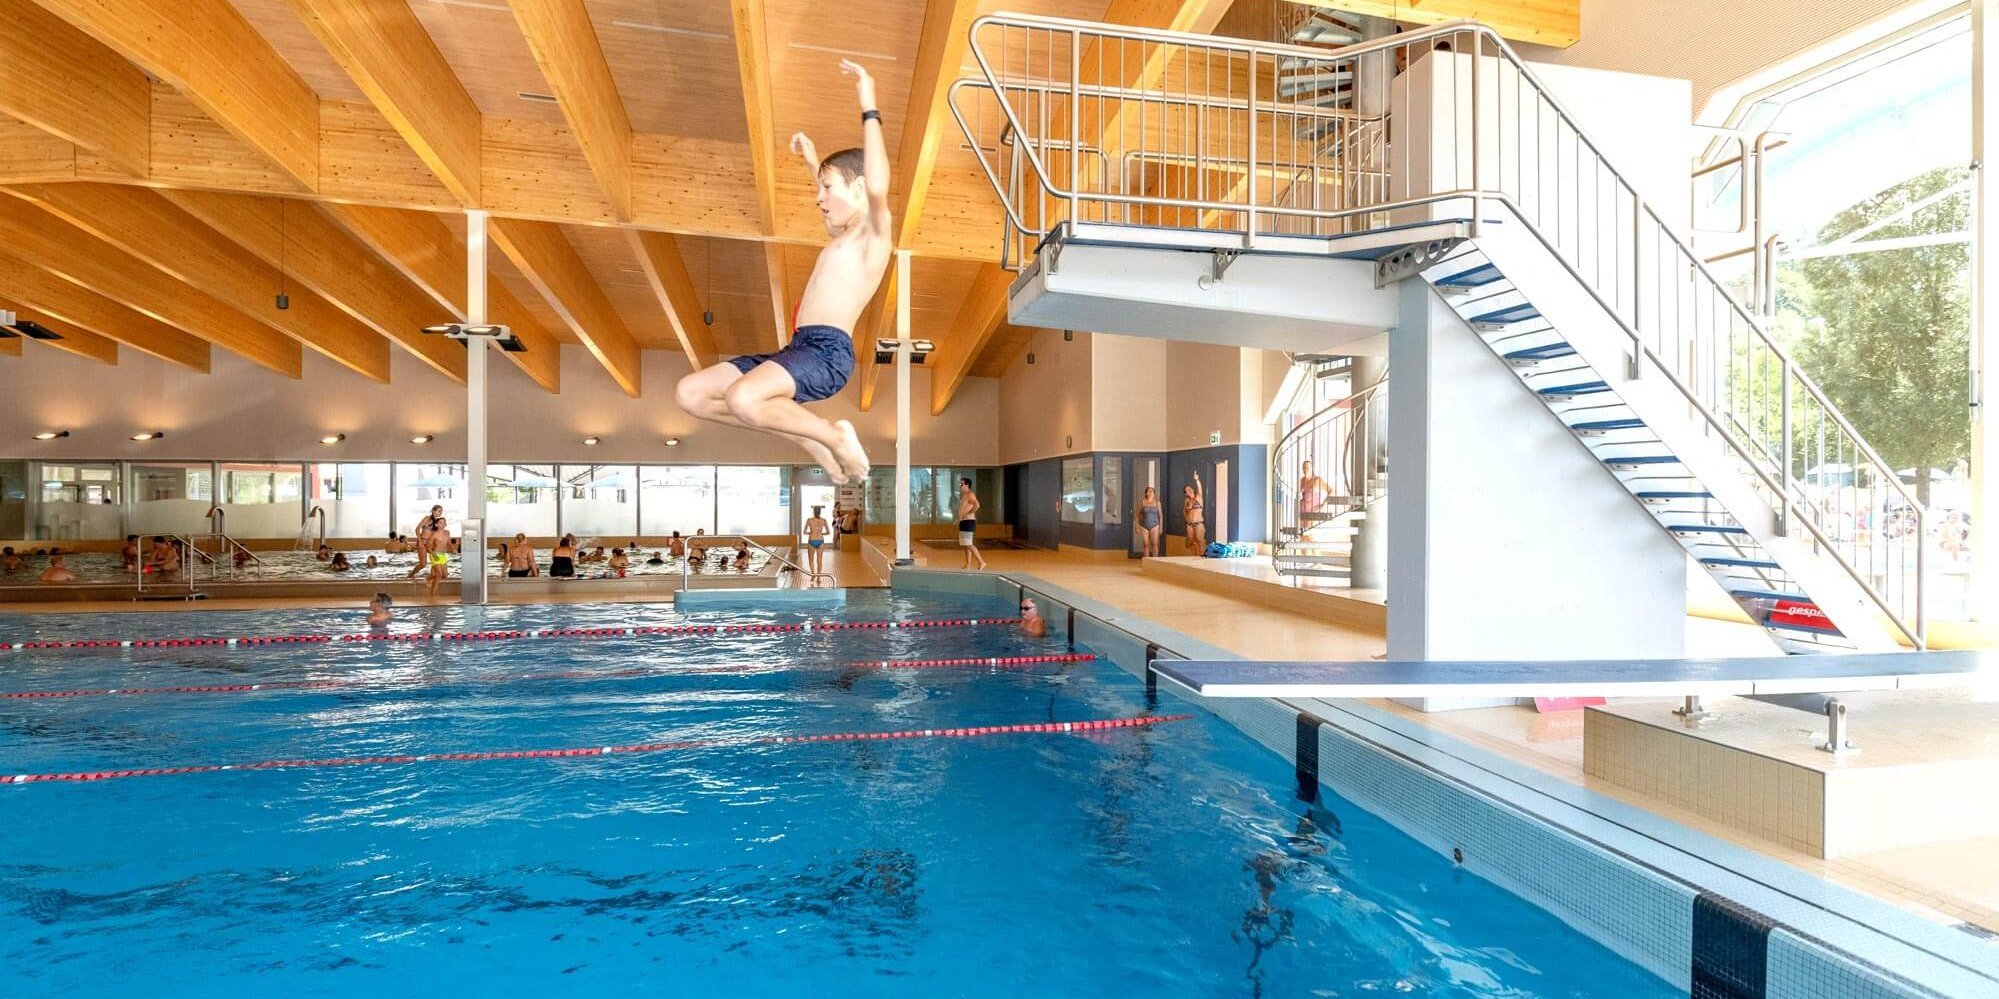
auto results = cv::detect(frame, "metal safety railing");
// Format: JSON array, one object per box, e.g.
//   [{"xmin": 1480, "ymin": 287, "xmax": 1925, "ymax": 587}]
[
  {"xmin": 680, "ymin": 535, "xmax": 832, "ymax": 591},
  {"xmin": 949, "ymin": 13, "xmax": 1925, "ymax": 646},
  {"xmin": 1270, "ymin": 380, "xmax": 1385, "ymax": 566}
]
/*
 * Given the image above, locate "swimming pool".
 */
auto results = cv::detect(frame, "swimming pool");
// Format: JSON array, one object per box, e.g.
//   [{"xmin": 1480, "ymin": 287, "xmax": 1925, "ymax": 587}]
[
  {"xmin": 0, "ymin": 593, "xmax": 1675, "ymax": 997},
  {"xmin": 0, "ymin": 547, "xmax": 774, "ymax": 586}
]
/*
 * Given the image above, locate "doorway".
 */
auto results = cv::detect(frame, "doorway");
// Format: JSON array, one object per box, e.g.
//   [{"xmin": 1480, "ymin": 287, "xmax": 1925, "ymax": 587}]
[
  {"xmin": 796, "ymin": 483, "xmax": 836, "ymax": 544},
  {"xmin": 1128, "ymin": 456, "xmax": 1160, "ymax": 558}
]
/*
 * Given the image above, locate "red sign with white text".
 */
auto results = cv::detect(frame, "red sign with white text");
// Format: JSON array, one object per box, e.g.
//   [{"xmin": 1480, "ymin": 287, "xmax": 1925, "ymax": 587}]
[{"xmin": 1768, "ymin": 599, "xmax": 1836, "ymax": 633}]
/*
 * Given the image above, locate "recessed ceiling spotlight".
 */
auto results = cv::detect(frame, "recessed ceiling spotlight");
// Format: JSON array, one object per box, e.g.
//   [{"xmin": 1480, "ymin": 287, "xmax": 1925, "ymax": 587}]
[
  {"xmin": 130, "ymin": 430, "xmax": 164, "ymax": 442},
  {"xmin": 319, "ymin": 434, "xmax": 347, "ymax": 445},
  {"xmin": 582, "ymin": 436, "xmax": 602, "ymax": 446},
  {"xmin": 663, "ymin": 437, "xmax": 681, "ymax": 447},
  {"xmin": 32, "ymin": 430, "xmax": 68, "ymax": 441},
  {"xmin": 409, "ymin": 434, "xmax": 435, "ymax": 445}
]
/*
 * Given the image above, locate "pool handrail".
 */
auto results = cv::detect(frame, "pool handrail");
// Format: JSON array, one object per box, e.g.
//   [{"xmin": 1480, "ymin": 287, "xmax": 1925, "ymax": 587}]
[{"xmin": 681, "ymin": 535, "xmax": 832, "ymax": 590}]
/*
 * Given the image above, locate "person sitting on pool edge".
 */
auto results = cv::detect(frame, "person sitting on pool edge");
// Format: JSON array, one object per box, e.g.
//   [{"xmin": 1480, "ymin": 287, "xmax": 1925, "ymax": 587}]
[
  {"xmin": 38, "ymin": 553, "xmax": 75, "ymax": 584},
  {"xmin": 733, "ymin": 539, "xmax": 753, "ymax": 571},
  {"xmin": 366, "ymin": 592, "xmax": 393, "ymax": 628},
  {"xmin": 1018, "ymin": 597, "xmax": 1047, "ymax": 638}
]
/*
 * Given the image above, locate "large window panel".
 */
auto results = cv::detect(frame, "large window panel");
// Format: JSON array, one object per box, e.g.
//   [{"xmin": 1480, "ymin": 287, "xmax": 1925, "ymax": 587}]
[
  {"xmin": 485, "ymin": 463, "xmax": 559, "ymax": 539},
  {"xmin": 219, "ymin": 462, "xmax": 302, "ymax": 538},
  {"xmin": 128, "ymin": 461, "xmax": 211, "ymax": 537},
  {"xmin": 561, "ymin": 464, "xmax": 637, "ymax": 541},
  {"xmin": 308, "ymin": 462, "xmax": 390, "ymax": 540},
  {"xmin": 397, "ymin": 463, "xmax": 467, "ymax": 536},
  {"xmin": 1061, "ymin": 458, "xmax": 1094, "ymax": 524},
  {"xmin": 641, "ymin": 465, "xmax": 716, "ymax": 536},
  {"xmin": 716, "ymin": 466, "xmax": 791, "ymax": 535},
  {"xmin": 39, "ymin": 462, "xmax": 122, "ymax": 540}
]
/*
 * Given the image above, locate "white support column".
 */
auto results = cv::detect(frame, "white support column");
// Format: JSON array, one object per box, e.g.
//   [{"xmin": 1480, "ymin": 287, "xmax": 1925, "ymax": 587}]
[
  {"xmin": 1973, "ymin": 0, "xmax": 1999, "ymax": 620},
  {"xmin": 463, "ymin": 210, "xmax": 490, "ymax": 605},
  {"xmin": 894, "ymin": 250, "xmax": 914, "ymax": 565}
]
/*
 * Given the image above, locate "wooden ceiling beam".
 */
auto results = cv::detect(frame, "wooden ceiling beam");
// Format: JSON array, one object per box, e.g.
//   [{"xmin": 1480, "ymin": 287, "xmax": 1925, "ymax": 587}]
[
  {"xmin": 158, "ymin": 189, "xmax": 467, "ymax": 384},
  {"xmin": 322, "ymin": 204, "xmax": 562, "ymax": 393},
  {"xmin": 628, "ymin": 231, "xmax": 718, "ymax": 371},
  {"xmin": 893, "ymin": 0, "xmax": 982, "ymax": 250},
  {"xmin": 510, "ymin": 0, "xmax": 632, "ymax": 221},
  {"xmin": 762, "ymin": 243, "xmax": 791, "ymax": 349},
  {"xmin": 728, "ymin": 0, "xmax": 781, "ymax": 236},
  {"xmin": 0, "ymin": 3, "xmax": 149, "ymax": 177},
  {"xmin": 0, "ymin": 296, "xmax": 118, "ymax": 366},
  {"xmin": 1291, "ymin": 0, "xmax": 1580, "ymax": 47},
  {"xmin": 9, "ymin": 184, "xmax": 387, "ymax": 381},
  {"xmin": 0, "ymin": 251, "xmax": 210, "ymax": 372},
  {"xmin": 285, "ymin": 0, "xmax": 482, "ymax": 205},
  {"xmin": 856, "ymin": 267, "xmax": 896, "ymax": 411},
  {"xmin": 489, "ymin": 218, "xmax": 642, "ymax": 397},
  {"xmin": 0, "ymin": 197, "xmax": 297, "ymax": 376},
  {"xmin": 0, "ymin": 331, "xmax": 18, "ymax": 357},
  {"xmin": 929, "ymin": 263, "xmax": 1010, "ymax": 415},
  {"xmin": 29, "ymin": 0, "xmax": 320, "ymax": 190}
]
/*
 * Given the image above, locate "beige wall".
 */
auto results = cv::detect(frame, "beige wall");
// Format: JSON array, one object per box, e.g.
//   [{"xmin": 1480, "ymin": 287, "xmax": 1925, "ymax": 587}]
[
  {"xmin": 1090, "ymin": 334, "xmax": 1168, "ymax": 452},
  {"xmin": 997, "ymin": 327, "xmax": 1095, "ymax": 464},
  {"xmin": 0, "ymin": 343, "xmax": 1000, "ymax": 466},
  {"xmin": 1165, "ymin": 341, "xmax": 1248, "ymax": 449},
  {"xmin": 1523, "ymin": 0, "xmax": 1944, "ymax": 117}
]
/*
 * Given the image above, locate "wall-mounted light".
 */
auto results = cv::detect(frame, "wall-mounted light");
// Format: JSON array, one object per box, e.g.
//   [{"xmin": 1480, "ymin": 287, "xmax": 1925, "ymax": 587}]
[
  {"xmin": 663, "ymin": 437, "xmax": 682, "ymax": 447},
  {"xmin": 319, "ymin": 434, "xmax": 347, "ymax": 446},
  {"xmin": 409, "ymin": 434, "xmax": 435, "ymax": 445},
  {"xmin": 582, "ymin": 436, "xmax": 602, "ymax": 446},
  {"xmin": 1026, "ymin": 353, "xmax": 1036, "ymax": 365},
  {"xmin": 130, "ymin": 430, "xmax": 164, "ymax": 442},
  {"xmin": 32, "ymin": 430, "xmax": 69, "ymax": 441},
  {"xmin": 1063, "ymin": 329, "xmax": 1074, "ymax": 342}
]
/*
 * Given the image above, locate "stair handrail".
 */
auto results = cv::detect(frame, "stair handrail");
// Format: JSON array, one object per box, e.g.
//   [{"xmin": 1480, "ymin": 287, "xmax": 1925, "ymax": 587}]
[
  {"xmin": 952, "ymin": 12, "xmax": 1926, "ymax": 647},
  {"xmin": 1270, "ymin": 379, "xmax": 1385, "ymax": 560}
]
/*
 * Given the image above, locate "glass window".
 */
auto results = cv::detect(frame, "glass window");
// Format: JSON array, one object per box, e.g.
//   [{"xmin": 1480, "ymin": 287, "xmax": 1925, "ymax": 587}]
[
  {"xmin": 219, "ymin": 462, "xmax": 303, "ymax": 538},
  {"xmin": 485, "ymin": 463, "xmax": 559, "ymax": 539},
  {"xmin": 0, "ymin": 460, "xmax": 24, "ymax": 540},
  {"xmin": 129, "ymin": 462, "xmax": 212, "ymax": 537},
  {"xmin": 1101, "ymin": 459, "xmax": 1123, "ymax": 526},
  {"xmin": 397, "ymin": 463, "xmax": 467, "ymax": 536},
  {"xmin": 1061, "ymin": 458, "xmax": 1094, "ymax": 523},
  {"xmin": 974, "ymin": 468, "xmax": 1002, "ymax": 524},
  {"xmin": 560, "ymin": 464, "xmax": 638, "ymax": 541},
  {"xmin": 308, "ymin": 462, "xmax": 391, "ymax": 540},
  {"xmin": 36, "ymin": 461, "xmax": 121, "ymax": 540},
  {"xmin": 640, "ymin": 465, "xmax": 716, "ymax": 536},
  {"xmin": 716, "ymin": 466, "xmax": 790, "ymax": 535}
]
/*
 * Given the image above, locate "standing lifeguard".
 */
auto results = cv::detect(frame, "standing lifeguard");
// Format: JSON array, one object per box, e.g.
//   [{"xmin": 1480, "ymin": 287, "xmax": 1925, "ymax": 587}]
[{"xmin": 673, "ymin": 60, "xmax": 890, "ymax": 485}]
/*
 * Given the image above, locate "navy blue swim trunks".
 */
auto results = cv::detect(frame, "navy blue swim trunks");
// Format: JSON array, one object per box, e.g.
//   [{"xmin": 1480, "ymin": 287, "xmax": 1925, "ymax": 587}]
[{"xmin": 728, "ymin": 324, "xmax": 855, "ymax": 403}]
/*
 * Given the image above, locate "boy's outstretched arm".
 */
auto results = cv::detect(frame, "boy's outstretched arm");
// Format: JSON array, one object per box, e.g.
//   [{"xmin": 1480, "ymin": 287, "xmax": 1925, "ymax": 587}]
[{"xmin": 841, "ymin": 59, "xmax": 891, "ymax": 231}]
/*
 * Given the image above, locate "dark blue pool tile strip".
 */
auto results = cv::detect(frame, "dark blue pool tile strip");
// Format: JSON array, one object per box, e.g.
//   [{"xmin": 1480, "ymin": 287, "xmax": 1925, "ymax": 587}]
[
  {"xmin": 1294, "ymin": 713, "xmax": 1324, "ymax": 805},
  {"xmin": 1694, "ymin": 892, "xmax": 1776, "ymax": 999},
  {"xmin": 890, "ymin": 569, "xmax": 1999, "ymax": 999}
]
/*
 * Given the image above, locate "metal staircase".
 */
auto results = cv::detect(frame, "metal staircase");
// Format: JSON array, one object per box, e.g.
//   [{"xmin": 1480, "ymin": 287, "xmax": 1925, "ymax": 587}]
[
  {"xmin": 948, "ymin": 13, "xmax": 1928, "ymax": 652},
  {"xmin": 1271, "ymin": 378, "xmax": 1385, "ymax": 584}
]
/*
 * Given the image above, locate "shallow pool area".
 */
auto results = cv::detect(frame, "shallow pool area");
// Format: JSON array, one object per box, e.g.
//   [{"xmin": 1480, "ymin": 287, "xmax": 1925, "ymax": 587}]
[
  {"xmin": 0, "ymin": 593, "xmax": 1675, "ymax": 997},
  {"xmin": 0, "ymin": 547, "xmax": 775, "ymax": 587}
]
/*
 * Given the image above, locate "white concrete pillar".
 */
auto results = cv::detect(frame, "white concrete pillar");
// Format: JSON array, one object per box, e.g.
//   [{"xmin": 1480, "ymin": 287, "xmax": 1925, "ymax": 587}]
[
  {"xmin": 462, "ymin": 210, "xmax": 489, "ymax": 605},
  {"xmin": 1971, "ymin": 0, "xmax": 1999, "ymax": 620},
  {"xmin": 893, "ymin": 250, "xmax": 914, "ymax": 566},
  {"xmin": 1348, "ymin": 354, "xmax": 1388, "ymax": 590}
]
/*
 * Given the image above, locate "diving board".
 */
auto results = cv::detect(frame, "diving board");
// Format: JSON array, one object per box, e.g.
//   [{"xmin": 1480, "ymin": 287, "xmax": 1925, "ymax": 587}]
[{"xmin": 1151, "ymin": 651, "xmax": 1996, "ymax": 700}]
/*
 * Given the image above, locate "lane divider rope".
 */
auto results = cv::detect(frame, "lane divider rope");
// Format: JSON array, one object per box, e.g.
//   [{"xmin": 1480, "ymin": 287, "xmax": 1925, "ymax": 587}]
[
  {"xmin": 0, "ymin": 654, "xmax": 1099, "ymax": 700},
  {"xmin": 0, "ymin": 617, "xmax": 1023, "ymax": 654},
  {"xmin": 6, "ymin": 713, "xmax": 1191, "ymax": 785}
]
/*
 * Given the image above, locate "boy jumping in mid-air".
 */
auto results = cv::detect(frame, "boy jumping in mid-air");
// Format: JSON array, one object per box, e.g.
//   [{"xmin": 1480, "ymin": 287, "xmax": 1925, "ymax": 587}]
[{"xmin": 674, "ymin": 60, "xmax": 890, "ymax": 485}]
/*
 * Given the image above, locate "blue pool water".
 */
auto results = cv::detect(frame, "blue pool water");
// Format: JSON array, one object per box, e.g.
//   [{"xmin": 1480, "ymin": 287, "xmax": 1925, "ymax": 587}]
[{"xmin": 0, "ymin": 594, "xmax": 1675, "ymax": 997}]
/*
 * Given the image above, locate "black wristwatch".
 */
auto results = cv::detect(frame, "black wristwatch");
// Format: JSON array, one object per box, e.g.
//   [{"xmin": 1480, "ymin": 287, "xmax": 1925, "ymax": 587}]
[{"xmin": 861, "ymin": 109, "xmax": 882, "ymax": 124}]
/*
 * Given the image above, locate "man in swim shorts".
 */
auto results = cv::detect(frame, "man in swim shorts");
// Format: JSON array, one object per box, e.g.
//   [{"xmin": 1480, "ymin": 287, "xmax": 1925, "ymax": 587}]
[
  {"xmin": 672, "ymin": 60, "xmax": 890, "ymax": 486},
  {"xmin": 803, "ymin": 505, "xmax": 831, "ymax": 579},
  {"xmin": 955, "ymin": 477, "xmax": 986, "ymax": 570}
]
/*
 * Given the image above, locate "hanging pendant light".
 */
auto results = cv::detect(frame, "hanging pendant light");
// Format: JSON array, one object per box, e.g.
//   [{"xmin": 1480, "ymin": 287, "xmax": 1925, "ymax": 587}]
[{"xmin": 275, "ymin": 200, "xmax": 290, "ymax": 311}]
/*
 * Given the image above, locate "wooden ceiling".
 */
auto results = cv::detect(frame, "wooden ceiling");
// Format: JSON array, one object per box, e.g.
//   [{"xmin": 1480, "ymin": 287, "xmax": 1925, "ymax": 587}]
[{"xmin": 0, "ymin": 0, "xmax": 1581, "ymax": 412}]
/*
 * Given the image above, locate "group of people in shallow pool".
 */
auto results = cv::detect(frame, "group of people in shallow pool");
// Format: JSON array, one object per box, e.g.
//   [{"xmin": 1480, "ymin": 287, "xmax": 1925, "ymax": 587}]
[{"xmin": 3, "ymin": 545, "xmax": 76, "ymax": 583}]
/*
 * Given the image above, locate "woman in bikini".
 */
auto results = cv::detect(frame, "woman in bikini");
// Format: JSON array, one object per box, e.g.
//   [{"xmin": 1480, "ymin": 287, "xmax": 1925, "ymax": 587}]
[
  {"xmin": 1184, "ymin": 471, "xmax": 1206, "ymax": 554},
  {"xmin": 507, "ymin": 533, "xmax": 538, "ymax": 578}
]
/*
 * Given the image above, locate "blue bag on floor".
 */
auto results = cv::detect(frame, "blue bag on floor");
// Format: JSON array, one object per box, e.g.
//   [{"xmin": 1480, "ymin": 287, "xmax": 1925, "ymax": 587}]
[{"xmin": 1205, "ymin": 542, "xmax": 1255, "ymax": 559}]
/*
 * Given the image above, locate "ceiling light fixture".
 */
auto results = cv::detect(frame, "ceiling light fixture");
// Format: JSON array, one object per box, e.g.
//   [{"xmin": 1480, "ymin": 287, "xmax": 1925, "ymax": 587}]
[
  {"xmin": 582, "ymin": 436, "xmax": 602, "ymax": 446},
  {"xmin": 130, "ymin": 431, "xmax": 164, "ymax": 442},
  {"xmin": 517, "ymin": 91, "xmax": 559, "ymax": 104},
  {"xmin": 787, "ymin": 42, "xmax": 898, "ymax": 62},
  {"xmin": 319, "ymin": 434, "xmax": 346, "ymax": 445},
  {"xmin": 663, "ymin": 437, "xmax": 681, "ymax": 447},
  {"xmin": 409, "ymin": 434, "xmax": 435, "ymax": 445},
  {"xmin": 32, "ymin": 430, "xmax": 69, "ymax": 441}
]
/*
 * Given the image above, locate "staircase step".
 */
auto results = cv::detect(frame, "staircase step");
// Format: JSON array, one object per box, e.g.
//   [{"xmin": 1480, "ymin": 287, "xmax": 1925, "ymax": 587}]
[
  {"xmin": 1278, "ymin": 567, "xmax": 1353, "ymax": 579},
  {"xmin": 1765, "ymin": 617, "xmax": 1843, "ymax": 637},
  {"xmin": 1637, "ymin": 490, "xmax": 1713, "ymax": 501},
  {"xmin": 1573, "ymin": 418, "xmax": 1645, "ymax": 432},
  {"xmin": 1277, "ymin": 554, "xmax": 1351, "ymax": 565},
  {"xmin": 1539, "ymin": 381, "xmax": 1610, "ymax": 398},
  {"xmin": 1668, "ymin": 524, "xmax": 1750, "ymax": 536},
  {"xmin": 1505, "ymin": 343, "xmax": 1577, "ymax": 362},
  {"xmin": 1604, "ymin": 455, "xmax": 1679, "ymax": 468},
  {"xmin": 1435, "ymin": 263, "xmax": 1504, "ymax": 290},
  {"xmin": 1701, "ymin": 557, "xmax": 1782, "ymax": 570},
  {"xmin": 1730, "ymin": 589, "xmax": 1811, "ymax": 603},
  {"xmin": 1469, "ymin": 303, "xmax": 1541, "ymax": 326}
]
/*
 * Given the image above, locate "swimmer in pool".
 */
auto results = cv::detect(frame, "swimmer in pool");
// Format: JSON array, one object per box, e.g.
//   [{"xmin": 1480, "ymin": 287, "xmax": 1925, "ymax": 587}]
[
  {"xmin": 645, "ymin": 551, "xmax": 666, "ymax": 567},
  {"xmin": 38, "ymin": 553, "xmax": 75, "ymax": 584},
  {"xmin": 366, "ymin": 592, "xmax": 393, "ymax": 628},
  {"xmin": 1019, "ymin": 598, "xmax": 1047, "ymax": 638},
  {"xmin": 803, "ymin": 505, "xmax": 831, "ymax": 578},
  {"xmin": 672, "ymin": 60, "xmax": 888, "ymax": 485},
  {"xmin": 2, "ymin": 547, "xmax": 22, "ymax": 574},
  {"xmin": 121, "ymin": 534, "xmax": 140, "ymax": 569},
  {"xmin": 609, "ymin": 547, "xmax": 629, "ymax": 577}
]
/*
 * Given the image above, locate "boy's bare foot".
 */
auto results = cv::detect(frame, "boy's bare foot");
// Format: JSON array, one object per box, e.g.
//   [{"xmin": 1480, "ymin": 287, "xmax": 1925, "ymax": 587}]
[
  {"xmin": 799, "ymin": 437, "xmax": 848, "ymax": 485},
  {"xmin": 831, "ymin": 420, "xmax": 870, "ymax": 481}
]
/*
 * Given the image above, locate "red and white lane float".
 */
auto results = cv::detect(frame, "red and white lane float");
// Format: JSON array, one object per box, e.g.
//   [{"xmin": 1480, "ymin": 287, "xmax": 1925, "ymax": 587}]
[
  {"xmin": 0, "ymin": 617, "xmax": 1025, "ymax": 654},
  {"xmin": 6, "ymin": 713, "xmax": 1192, "ymax": 785}
]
